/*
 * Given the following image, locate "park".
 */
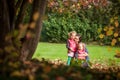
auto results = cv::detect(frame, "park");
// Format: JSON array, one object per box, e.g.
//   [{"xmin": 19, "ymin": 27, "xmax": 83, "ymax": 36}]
[{"xmin": 0, "ymin": 0, "xmax": 120, "ymax": 80}]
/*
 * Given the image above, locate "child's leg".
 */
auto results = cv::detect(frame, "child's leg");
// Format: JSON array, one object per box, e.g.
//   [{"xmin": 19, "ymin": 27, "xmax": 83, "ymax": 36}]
[
  {"xmin": 86, "ymin": 56, "xmax": 92, "ymax": 66},
  {"xmin": 66, "ymin": 56, "xmax": 72, "ymax": 66},
  {"xmin": 81, "ymin": 60, "xmax": 91, "ymax": 68},
  {"xmin": 86, "ymin": 56, "xmax": 89, "ymax": 61},
  {"xmin": 86, "ymin": 59, "xmax": 92, "ymax": 67},
  {"xmin": 85, "ymin": 47, "xmax": 90, "ymax": 61}
]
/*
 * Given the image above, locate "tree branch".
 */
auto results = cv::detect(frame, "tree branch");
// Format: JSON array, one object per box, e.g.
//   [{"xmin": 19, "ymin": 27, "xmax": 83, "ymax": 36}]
[
  {"xmin": 15, "ymin": 0, "xmax": 29, "ymax": 29},
  {"xmin": 15, "ymin": 0, "xmax": 23, "ymax": 15}
]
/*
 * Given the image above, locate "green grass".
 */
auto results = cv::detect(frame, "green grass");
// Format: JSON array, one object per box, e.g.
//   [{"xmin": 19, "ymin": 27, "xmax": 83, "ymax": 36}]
[
  {"xmin": 33, "ymin": 42, "xmax": 67, "ymax": 60},
  {"xmin": 33, "ymin": 42, "xmax": 120, "ymax": 65}
]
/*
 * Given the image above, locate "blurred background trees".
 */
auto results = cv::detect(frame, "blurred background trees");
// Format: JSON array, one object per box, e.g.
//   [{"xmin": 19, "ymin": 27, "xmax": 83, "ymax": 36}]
[{"xmin": 41, "ymin": 0, "xmax": 120, "ymax": 47}]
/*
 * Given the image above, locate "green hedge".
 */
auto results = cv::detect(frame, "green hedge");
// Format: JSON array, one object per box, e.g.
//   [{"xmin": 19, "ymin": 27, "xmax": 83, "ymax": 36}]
[{"xmin": 41, "ymin": 6, "xmax": 111, "ymax": 43}]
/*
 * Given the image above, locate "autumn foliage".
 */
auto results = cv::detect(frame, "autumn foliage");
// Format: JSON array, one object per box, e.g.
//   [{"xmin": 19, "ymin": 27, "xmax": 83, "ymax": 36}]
[
  {"xmin": 47, "ymin": 0, "xmax": 108, "ymax": 13},
  {"xmin": 98, "ymin": 16, "xmax": 120, "ymax": 46},
  {"xmin": 0, "ymin": 59, "xmax": 120, "ymax": 80}
]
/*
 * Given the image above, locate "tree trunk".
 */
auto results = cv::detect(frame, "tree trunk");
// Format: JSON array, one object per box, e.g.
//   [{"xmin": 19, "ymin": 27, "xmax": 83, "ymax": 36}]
[
  {"xmin": 7, "ymin": 0, "xmax": 15, "ymax": 30},
  {"xmin": 15, "ymin": 0, "xmax": 29, "ymax": 29},
  {"xmin": 20, "ymin": 0, "xmax": 47, "ymax": 61},
  {"xmin": 0, "ymin": 0, "xmax": 10, "ymax": 47},
  {"xmin": 15, "ymin": 0, "xmax": 23, "ymax": 14},
  {"xmin": 0, "ymin": 0, "xmax": 11, "ymax": 58}
]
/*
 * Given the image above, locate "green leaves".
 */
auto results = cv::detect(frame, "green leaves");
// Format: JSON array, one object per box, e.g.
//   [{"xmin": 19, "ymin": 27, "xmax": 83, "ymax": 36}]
[{"xmin": 42, "ymin": 12, "xmax": 101, "ymax": 43}]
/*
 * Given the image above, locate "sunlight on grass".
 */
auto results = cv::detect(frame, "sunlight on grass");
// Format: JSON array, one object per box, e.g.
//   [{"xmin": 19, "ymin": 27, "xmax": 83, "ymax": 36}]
[
  {"xmin": 33, "ymin": 42, "xmax": 120, "ymax": 65},
  {"xmin": 88, "ymin": 45, "xmax": 120, "ymax": 66},
  {"xmin": 33, "ymin": 42, "xmax": 67, "ymax": 60}
]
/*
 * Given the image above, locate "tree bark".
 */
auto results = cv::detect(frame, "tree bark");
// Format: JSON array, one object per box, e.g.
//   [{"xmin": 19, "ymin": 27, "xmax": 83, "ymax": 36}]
[
  {"xmin": 0, "ymin": 0, "xmax": 11, "ymax": 58},
  {"xmin": 15, "ymin": 0, "xmax": 29, "ymax": 29},
  {"xmin": 20, "ymin": 0, "xmax": 47, "ymax": 61},
  {"xmin": 7, "ymin": 0, "xmax": 15, "ymax": 30},
  {"xmin": 15, "ymin": 0, "xmax": 23, "ymax": 14},
  {"xmin": 0, "ymin": 0, "xmax": 10, "ymax": 48}
]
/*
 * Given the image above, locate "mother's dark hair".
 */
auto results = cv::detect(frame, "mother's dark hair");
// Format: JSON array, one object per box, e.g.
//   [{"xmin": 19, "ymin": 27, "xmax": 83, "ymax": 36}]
[{"xmin": 76, "ymin": 34, "xmax": 82, "ymax": 43}]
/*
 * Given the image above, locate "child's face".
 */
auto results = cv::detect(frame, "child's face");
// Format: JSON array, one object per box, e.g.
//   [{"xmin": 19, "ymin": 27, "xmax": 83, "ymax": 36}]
[
  {"xmin": 70, "ymin": 33, "xmax": 76, "ymax": 39},
  {"xmin": 78, "ymin": 43, "xmax": 84, "ymax": 50},
  {"xmin": 74, "ymin": 36, "xmax": 79, "ymax": 43}
]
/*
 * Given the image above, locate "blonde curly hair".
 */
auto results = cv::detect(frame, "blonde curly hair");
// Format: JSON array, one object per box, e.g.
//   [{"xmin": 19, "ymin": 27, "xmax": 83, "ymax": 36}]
[{"xmin": 68, "ymin": 31, "xmax": 77, "ymax": 38}]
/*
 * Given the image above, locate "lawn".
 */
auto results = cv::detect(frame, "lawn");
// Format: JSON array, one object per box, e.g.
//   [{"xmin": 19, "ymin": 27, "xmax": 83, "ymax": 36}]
[{"xmin": 33, "ymin": 42, "xmax": 120, "ymax": 66}]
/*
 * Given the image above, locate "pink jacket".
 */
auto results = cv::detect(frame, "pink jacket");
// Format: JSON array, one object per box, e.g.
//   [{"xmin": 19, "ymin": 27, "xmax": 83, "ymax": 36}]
[
  {"xmin": 77, "ymin": 49, "xmax": 88, "ymax": 60},
  {"xmin": 67, "ymin": 39, "xmax": 77, "ymax": 52}
]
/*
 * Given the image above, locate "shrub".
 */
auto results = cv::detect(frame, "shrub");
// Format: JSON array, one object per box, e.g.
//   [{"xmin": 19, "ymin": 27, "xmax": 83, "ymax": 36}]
[
  {"xmin": 98, "ymin": 16, "xmax": 120, "ymax": 46},
  {"xmin": 41, "ymin": 6, "xmax": 111, "ymax": 43}
]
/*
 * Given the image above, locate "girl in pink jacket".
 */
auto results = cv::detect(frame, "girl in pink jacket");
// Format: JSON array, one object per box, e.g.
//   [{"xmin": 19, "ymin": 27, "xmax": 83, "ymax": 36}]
[
  {"xmin": 66, "ymin": 31, "xmax": 77, "ymax": 66},
  {"xmin": 77, "ymin": 42, "xmax": 88, "ymax": 60}
]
